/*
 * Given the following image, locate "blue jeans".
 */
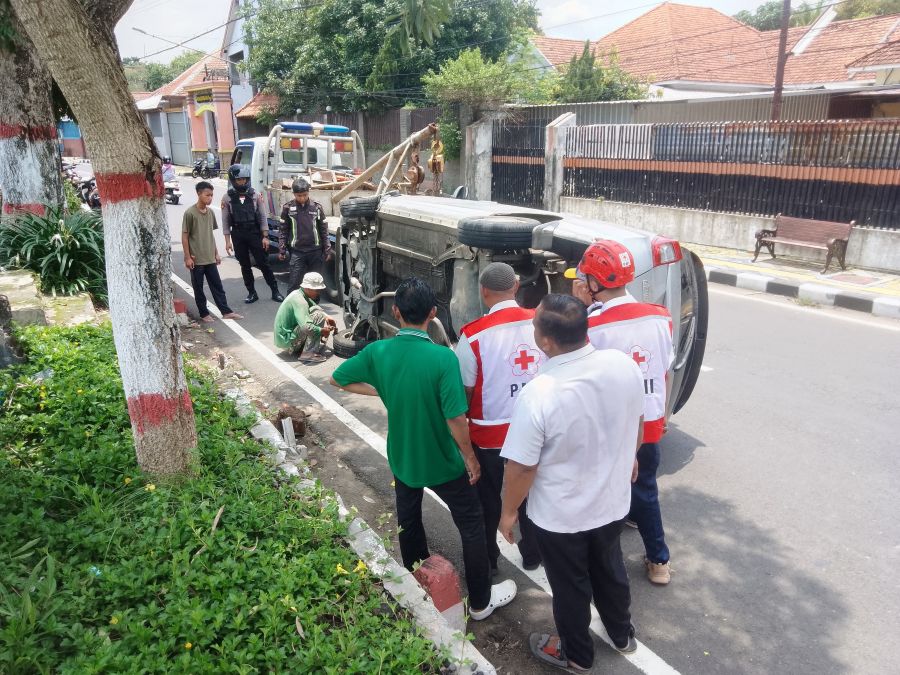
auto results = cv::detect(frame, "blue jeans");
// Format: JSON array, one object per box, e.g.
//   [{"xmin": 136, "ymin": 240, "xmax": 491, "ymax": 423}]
[{"xmin": 628, "ymin": 442, "xmax": 670, "ymax": 564}]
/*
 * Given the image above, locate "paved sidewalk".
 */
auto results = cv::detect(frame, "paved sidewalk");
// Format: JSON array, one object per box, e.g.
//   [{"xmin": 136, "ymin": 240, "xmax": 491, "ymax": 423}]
[{"xmin": 692, "ymin": 243, "xmax": 900, "ymax": 319}]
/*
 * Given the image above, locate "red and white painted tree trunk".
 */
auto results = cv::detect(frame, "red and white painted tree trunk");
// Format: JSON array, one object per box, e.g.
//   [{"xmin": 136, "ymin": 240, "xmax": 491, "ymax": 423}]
[
  {"xmin": 0, "ymin": 13, "xmax": 63, "ymax": 215},
  {"xmin": 10, "ymin": 0, "xmax": 197, "ymax": 475}
]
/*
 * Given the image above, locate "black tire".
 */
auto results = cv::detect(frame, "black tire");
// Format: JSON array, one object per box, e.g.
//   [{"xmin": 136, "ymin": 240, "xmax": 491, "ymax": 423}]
[
  {"xmin": 170, "ymin": 195, "xmax": 179, "ymax": 205},
  {"xmin": 339, "ymin": 195, "xmax": 381, "ymax": 219},
  {"xmin": 191, "ymin": 169, "xmax": 200, "ymax": 178},
  {"xmin": 457, "ymin": 216, "xmax": 542, "ymax": 250},
  {"xmin": 332, "ymin": 329, "xmax": 371, "ymax": 359}
]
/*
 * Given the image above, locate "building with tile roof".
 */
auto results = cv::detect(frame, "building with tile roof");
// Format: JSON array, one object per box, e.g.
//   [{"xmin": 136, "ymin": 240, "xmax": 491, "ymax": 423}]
[{"xmin": 234, "ymin": 92, "xmax": 279, "ymax": 138}]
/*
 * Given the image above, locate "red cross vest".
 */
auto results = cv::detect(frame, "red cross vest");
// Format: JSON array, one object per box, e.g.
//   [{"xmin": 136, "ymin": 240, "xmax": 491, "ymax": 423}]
[
  {"xmin": 587, "ymin": 301, "xmax": 674, "ymax": 444},
  {"xmin": 459, "ymin": 306, "xmax": 542, "ymax": 449}
]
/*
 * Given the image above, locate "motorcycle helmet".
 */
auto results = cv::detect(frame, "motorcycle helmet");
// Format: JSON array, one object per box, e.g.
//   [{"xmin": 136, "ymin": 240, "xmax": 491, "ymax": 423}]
[
  {"xmin": 228, "ymin": 164, "xmax": 252, "ymax": 194},
  {"xmin": 292, "ymin": 178, "xmax": 310, "ymax": 194},
  {"xmin": 564, "ymin": 239, "xmax": 635, "ymax": 289},
  {"xmin": 163, "ymin": 156, "xmax": 172, "ymax": 164}
]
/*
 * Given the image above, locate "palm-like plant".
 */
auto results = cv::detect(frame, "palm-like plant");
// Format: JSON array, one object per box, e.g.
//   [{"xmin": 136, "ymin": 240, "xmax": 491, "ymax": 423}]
[
  {"xmin": 0, "ymin": 207, "xmax": 107, "ymax": 304},
  {"xmin": 392, "ymin": 0, "xmax": 451, "ymax": 56}
]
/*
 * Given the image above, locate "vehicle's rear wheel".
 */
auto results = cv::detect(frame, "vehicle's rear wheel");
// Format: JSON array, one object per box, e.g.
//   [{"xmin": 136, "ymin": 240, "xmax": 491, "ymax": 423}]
[
  {"xmin": 457, "ymin": 216, "xmax": 542, "ymax": 250},
  {"xmin": 332, "ymin": 329, "xmax": 371, "ymax": 359},
  {"xmin": 339, "ymin": 195, "xmax": 381, "ymax": 219}
]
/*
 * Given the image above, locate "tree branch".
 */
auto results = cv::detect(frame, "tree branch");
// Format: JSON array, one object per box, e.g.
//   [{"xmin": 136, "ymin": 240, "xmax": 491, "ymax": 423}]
[{"xmin": 79, "ymin": 0, "xmax": 134, "ymax": 38}]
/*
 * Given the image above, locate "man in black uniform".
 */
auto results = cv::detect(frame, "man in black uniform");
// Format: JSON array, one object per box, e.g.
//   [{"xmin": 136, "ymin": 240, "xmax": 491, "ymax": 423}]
[
  {"xmin": 221, "ymin": 164, "xmax": 284, "ymax": 303},
  {"xmin": 279, "ymin": 178, "xmax": 331, "ymax": 293}
]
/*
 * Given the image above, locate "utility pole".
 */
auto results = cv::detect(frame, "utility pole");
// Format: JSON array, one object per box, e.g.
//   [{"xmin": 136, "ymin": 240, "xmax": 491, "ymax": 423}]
[{"xmin": 771, "ymin": 0, "xmax": 791, "ymax": 120}]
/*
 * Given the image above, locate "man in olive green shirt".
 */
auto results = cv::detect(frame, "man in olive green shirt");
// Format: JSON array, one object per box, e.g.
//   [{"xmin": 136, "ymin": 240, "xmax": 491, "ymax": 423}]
[
  {"xmin": 273, "ymin": 272, "xmax": 336, "ymax": 363},
  {"xmin": 330, "ymin": 277, "xmax": 517, "ymax": 620},
  {"xmin": 181, "ymin": 181, "xmax": 242, "ymax": 323}
]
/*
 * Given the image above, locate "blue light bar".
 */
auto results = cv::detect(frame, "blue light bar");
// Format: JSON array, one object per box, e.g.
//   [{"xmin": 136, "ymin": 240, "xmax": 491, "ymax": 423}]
[{"xmin": 280, "ymin": 122, "xmax": 350, "ymax": 135}]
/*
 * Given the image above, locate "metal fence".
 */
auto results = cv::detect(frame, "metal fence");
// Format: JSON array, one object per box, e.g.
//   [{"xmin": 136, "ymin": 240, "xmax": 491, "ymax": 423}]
[
  {"xmin": 562, "ymin": 120, "xmax": 900, "ymax": 228},
  {"xmin": 490, "ymin": 119, "xmax": 549, "ymax": 207}
]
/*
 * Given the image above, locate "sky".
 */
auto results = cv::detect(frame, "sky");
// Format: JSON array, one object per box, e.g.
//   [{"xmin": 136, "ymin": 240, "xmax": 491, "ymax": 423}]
[{"xmin": 115, "ymin": 0, "xmax": 768, "ymax": 64}]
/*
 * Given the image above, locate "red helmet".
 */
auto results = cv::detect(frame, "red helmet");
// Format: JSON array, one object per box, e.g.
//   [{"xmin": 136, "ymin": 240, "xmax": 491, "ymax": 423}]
[{"xmin": 565, "ymin": 240, "xmax": 635, "ymax": 288}]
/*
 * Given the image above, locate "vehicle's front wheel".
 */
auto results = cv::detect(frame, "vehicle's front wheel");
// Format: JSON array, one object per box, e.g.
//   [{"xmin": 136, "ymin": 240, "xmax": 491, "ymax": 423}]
[
  {"xmin": 457, "ymin": 216, "xmax": 542, "ymax": 250},
  {"xmin": 332, "ymin": 329, "xmax": 371, "ymax": 359}
]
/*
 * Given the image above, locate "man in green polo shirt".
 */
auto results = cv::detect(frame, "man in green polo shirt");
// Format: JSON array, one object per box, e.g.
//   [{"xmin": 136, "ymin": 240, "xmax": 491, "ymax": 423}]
[{"xmin": 330, "ymin": 277, "xmax": 517, "ymax": 620}]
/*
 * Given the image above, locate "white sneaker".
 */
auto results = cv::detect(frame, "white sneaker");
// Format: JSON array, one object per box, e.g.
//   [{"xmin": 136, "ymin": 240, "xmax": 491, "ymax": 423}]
[{"xmin": 469, "ymin": 580, "xmax": 517, "ymax": 621}]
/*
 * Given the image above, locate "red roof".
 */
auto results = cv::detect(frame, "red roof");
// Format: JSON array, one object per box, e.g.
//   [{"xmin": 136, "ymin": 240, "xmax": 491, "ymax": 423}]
[
  {"xmin": 594, "ymin": 2, "xmax": 777, "ymax": 85},
  {"xmin": 530, "ymin": 35, "xmax": 591, "ymax": 68},
  {"xmin": 847, "ymin": 40, "xmax": 900, "ymax": 70},
  {"xmin": 131, "ymin": 91, "xmax": 152, "ymax": 102},
  {"xmin": 234, "ymin": 92, "xmax": 279, "ymax": 119},
  {"xmin": 152, "ymin": 55, "xmax": 229, "ymax": 98},
  {"xmin": 759, "ymin": 14, "xmax": 900, "ymax": 84}
]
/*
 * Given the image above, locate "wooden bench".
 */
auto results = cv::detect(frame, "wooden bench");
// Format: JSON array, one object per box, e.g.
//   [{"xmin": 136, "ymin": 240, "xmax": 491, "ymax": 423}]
[{"xmin": 753, "ymin": 214, "xmax": 854, "ymax": 274}]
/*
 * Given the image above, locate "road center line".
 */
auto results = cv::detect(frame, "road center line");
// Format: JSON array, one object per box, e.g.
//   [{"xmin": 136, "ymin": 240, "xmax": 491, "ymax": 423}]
[{"xmin": 172, "ymin": 272, "xmax": 680, "ymax": 675}]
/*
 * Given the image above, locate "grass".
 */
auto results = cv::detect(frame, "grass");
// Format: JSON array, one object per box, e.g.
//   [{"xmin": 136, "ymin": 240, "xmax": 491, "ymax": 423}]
[{"xmin": 0, "ymin": 323, "xmax": 440, "ymax": 674}]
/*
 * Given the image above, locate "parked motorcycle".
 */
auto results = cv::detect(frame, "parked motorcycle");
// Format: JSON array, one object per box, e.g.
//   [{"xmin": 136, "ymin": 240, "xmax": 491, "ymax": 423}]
[
  {"xmin": 164, "ymin": 181, "xmax": 182, "ymax": 205},
  {"xmin": 78, "ymin": 177, "xmax": 101, "ymax": 210},
  {"xmin": 191, "ymin": 159, "xmax": 217, "ymax": 179}
]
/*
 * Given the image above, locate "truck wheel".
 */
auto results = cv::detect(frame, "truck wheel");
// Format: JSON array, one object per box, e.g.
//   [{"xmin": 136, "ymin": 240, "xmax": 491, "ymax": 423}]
[
  {"xmin": 339, "ymin": 195, "xmax": 381, "ymax": 219},
  {"xmin": 332, "ymin": 329, "xmax": 371, "ymax": 359},
  {"xmin": 457, "ymin": 216, "xmax": 542, "ymax": 250}
]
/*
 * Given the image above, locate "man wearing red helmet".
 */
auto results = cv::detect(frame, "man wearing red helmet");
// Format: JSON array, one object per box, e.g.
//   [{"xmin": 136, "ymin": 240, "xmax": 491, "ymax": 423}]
[{"xmin": 566, "ymin": 240, "xmax": 674, "ymax": 585}]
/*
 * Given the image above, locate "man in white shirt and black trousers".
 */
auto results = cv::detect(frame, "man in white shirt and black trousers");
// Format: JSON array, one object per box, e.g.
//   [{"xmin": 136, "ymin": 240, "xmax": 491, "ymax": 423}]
[{"xmin": 499, "ymin": 293, "xmax": 645, "ymax": 672}]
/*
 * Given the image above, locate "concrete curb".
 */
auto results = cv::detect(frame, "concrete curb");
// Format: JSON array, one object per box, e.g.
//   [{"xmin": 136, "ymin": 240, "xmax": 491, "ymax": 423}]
[
  {"xmin": 224, "ymin": 389, "xmax": 496, "ymax": 675},
  {"xmin": 705, "ymin": 266, "xmax": 900, "ymax": 319}
]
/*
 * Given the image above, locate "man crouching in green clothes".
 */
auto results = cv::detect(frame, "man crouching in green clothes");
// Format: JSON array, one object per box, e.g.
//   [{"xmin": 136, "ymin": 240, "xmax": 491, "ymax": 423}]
[
  {"xmin": 330, "ymin": 277, "xmax": 517, "ymax": 621},
  {"xmin": 273, "ymin": 272, "xmax": 336, "ymax": 364}
]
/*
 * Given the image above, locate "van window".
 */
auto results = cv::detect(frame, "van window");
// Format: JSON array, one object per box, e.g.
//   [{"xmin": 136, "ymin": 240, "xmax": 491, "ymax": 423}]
[{"xmin": 281, "ymin": 148, "xmax": 318, "ymax": 165}]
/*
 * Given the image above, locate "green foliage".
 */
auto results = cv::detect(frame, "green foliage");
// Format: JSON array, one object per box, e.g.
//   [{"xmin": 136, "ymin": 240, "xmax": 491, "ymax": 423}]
[
  {"xmin": 0, "ymin": 324, "xmax": 441, "ymax": 672},
  {"xmin": 244, "ymin": 0, "xmax": 539, "ymax": 113},
  {"xmin": 62, "ymin": 181, "xmax": 82, "ymax": 215},
  {"xmin": 0, "ymin": 208, "xmax": 106, "ymax": 304},
  {"xmin": 122, "ymin": 51, "xmax": 204, "ymax": 93},
  {"xmin": 437, "ymin": 107, "xmax": 461, "ymax": 160},
  {"xmin": 731, "ymin": 0, "xmax": 898, "ymax": 31},
  {"xmin": 389, "ymin": 0, "xmax": 451, "ymax": 56},
  {"xmin": 422, "ymin": 45, "xmax": 555, "ymax": 112},
  {"xmin": 554, "ymin": 41, "xmax": 648, "ymax": 104}
]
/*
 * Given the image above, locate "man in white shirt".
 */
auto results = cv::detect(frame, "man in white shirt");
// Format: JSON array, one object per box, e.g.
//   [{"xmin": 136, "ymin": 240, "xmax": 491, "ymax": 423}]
[
  {"xmin": 455, "ymin": 262, "xmax": 542, "ymax": 575},
  {"xmin": 499, "ymin": 294, "xmax": 645, "ymax": 672},
  {"xmin": 568, "ymin": 240, "xmax": 675, "ymax": 585}
]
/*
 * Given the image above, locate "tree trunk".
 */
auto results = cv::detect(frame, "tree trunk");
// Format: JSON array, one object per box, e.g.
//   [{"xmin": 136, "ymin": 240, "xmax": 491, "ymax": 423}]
[
  {"xmin": 0, "ymin": 12, "xmax": 63, "ymax": 215},
  {"xmin": 10, "ymin": 0, "xmax": 197, "ymax": 475}
]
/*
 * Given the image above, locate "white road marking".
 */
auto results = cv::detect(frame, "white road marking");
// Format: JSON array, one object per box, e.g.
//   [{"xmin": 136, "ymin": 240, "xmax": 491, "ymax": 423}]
[
  {"xmin": 173, "ymin": 273, "xmax": 681, "ymax": 675},
  {"xmin": 700, "ymin": 366, "xmax": 714, "ymax": 372},
  {"xmin": 709, "ymin": 286, "xmax": 900, "ymax": 332}
]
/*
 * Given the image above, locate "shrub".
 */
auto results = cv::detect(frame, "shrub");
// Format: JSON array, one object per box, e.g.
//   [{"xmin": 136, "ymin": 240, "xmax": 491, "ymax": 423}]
[
  {"xmin": 0, "ymin": 324, "xmax": 440, "ymax": 672},
  {"xmin": 0, "ymin": 207, "xmax": 107, "ymax": 304}
]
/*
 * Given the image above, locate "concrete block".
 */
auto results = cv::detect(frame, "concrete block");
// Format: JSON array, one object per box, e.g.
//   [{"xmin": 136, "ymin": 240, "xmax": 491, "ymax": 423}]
[
  {"xmin": 43, "ymin": 293, "xmax": 96, "ymax": 326},
  {"xmin": 735, "ymin": 273, "xmax": 774, "ymax": 292},
  {"xmin": 414, "ymin": 554, "xmax": 465, "ymax": 633},
  {"xmin": 834, "ymin": 293, "xmax": 873, "ymax": 313},
  {"xmin": 872, "ymin": 297, "xmax": 900, "ymax": 319},
  {"xmin": 0, "ymin": 270, "xmax": 46, "ymax": 326},
  {"xmin": 797, "ymin": 284, "xmax": 837, "ymax": 306}
]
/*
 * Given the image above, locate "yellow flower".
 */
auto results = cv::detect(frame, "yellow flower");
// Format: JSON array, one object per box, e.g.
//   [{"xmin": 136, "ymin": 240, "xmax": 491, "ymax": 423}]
[
  {"xmin": 145, "ymin": 483, "xmax": 156, "ymax": 492},
  {"xmin": 109, "ymin": 616, "xmax": 119, "ymax": 625},
  {"xmin": 185, "ymin": 642, "xmax": 193, "ymax": 650},
  {"xmin": 76, "ymin": 389, "xmax": 83, "ymax": 395},
  {"xmin": 124, "ymin": 477, "xmax": 132, "ymax": 485},
  {"xmin": 390, "ymin": 480, "xmax": 395, "ymax": 487},
  {"xmin": 354, "ymin": 560, "xmax": 367, "ymax": 574},
  {"xmin": 335, "ymin": 563, "xmax": 349, "ymax": 575}
]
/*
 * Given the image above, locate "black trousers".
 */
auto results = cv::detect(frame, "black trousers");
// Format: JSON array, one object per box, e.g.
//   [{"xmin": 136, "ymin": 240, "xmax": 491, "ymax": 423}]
[
  {"xmin": 474, "ymin": 445, "xmax": 541, "ymax": 568},
  {"xmin": 190, "ymin": 264, "xmax": 232, "ymax": 317},
  {"xmin": 535, "ymin": 520, "xmax": 632, "ymax": 668},
  {"xmin": 394, "ymin": 473, "xmax": 491, "ymax": 610},
  {"xmin": 288, "ymin": 248, "xmax": 324, "ymax": 293},
  {"xmin": 231, "ymin": 228, "xmax": 277, "ymax": 294}
]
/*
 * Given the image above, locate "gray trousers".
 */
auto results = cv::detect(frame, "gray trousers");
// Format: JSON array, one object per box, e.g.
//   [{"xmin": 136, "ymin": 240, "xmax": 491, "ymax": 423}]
[{"xmin": 290, "ymin": 308, "xmax": 328, "ymax": 354}]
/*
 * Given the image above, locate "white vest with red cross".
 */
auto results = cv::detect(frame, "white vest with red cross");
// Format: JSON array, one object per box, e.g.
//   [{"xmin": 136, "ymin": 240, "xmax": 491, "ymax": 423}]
[
  {"xmin": 459, "ymin": 306, "xmax": 542, "ymax": 449},
  {"xmin": 587, "ymin": 298, "xmax": 674, "ymax": 443}
]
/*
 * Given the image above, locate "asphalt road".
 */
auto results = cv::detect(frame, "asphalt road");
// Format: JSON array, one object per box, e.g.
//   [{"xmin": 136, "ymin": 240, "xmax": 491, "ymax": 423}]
[{"xmin": 166, "ymin": 175, "xmax": 900, "ymax": 675}]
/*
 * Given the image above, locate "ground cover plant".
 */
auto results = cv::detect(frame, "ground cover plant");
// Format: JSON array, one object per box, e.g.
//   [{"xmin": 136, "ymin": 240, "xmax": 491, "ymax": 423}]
[{"xmin": 0, "ymin": 323, "xmax": 439, "ymax": 673}]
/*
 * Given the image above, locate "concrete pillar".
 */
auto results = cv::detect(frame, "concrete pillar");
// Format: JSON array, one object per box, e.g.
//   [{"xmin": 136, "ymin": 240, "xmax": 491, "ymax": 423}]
[
  {"xmin": 544, "ymin": 112, "xmax": 576, "ymax": 212},
  {"xmin": 399, "ymin": 108, "xmax": 410, "ymax": 140},
  {"xmin": 464, "ymin": 118, "xmax": 492, "ymax": 201}
]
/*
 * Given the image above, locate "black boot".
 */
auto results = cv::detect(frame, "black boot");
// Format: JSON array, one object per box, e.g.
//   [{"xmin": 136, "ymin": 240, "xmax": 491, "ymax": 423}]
[
  {"xmin": 270, "ymin": 286, "xmax": 284, "ymax": 302},
  {"xmin": 244, "ymin": 290, "xmax": 259, "ymax": 304}
]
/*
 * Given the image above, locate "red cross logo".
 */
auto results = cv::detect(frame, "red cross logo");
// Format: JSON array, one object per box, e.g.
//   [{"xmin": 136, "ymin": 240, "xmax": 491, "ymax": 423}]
[
  {"xmin": 509, "ymin": 345, "xmax": 541, "ymax": 376},
  {"xmin": 631, "ymin": 346, "xmax": 651, "ymax": 374}
]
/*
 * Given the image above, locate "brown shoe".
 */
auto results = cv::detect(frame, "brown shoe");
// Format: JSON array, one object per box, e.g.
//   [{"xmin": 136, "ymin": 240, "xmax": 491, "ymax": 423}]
[{"xmin": 646, "ymin": 559, "xmax": 671, "ymax": 585}]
